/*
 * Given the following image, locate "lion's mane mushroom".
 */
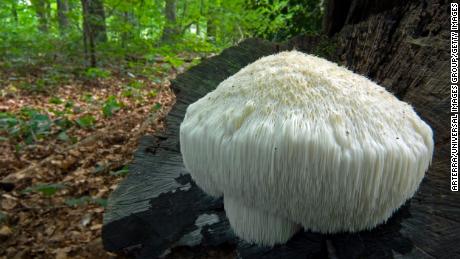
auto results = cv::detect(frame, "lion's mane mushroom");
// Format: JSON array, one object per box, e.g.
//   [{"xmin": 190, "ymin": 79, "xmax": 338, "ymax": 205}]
[{"xmin": 179, "ymin": 51, "xmax": 434, "ymax": 246}]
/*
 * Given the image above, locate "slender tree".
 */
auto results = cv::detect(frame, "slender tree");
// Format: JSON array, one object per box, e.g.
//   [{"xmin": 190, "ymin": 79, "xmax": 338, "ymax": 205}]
[
  {"xmin": 91, "ymin": 0, "xmax": 108, "ymax": 43},
  {"xmin": 11, "ymin": 0, "xmax": 19, "ymax": 23},
  {"xmin": 81, "ymin": 0, "xmax": 95, "ymax": 67},
  {"xmin": 81, "ymin": 0, "xmax": 108, "ymax": 67},
  {"xmin": 56, "ymin": 0, "xmax": 69, "ymax": 32},
  {"xmin": 31, "ymin": 0, "xmax": 50, "ymax": 32},
  {"xmin": 161, "ymin": 0, "xmax": 178, "ymax": 42},
  {"xmin": 196, "ymin": 0, "xmax": 203, "ymax": 36},
  {"xmin": 206, "ymin": 0, "xmax": 219, "ymax": 42},
  {"xmin": 121, "ymin": 9, "xmax": 138, "ymax": 48}
]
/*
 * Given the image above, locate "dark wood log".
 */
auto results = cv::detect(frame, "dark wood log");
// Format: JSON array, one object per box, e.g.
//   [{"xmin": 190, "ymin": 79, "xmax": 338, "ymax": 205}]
[{"xmin": 102, "ymin": 0, "xmax": 459, "ymax": 258}]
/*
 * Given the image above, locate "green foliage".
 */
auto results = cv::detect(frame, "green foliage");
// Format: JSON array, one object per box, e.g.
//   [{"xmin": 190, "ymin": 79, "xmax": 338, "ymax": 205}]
[
  {"xmin": 102, "ymin": 95, "xmax": 122, "ymax": 117},
  {"xmin": 246, "ymin": 0, "xmax": 323, "ymax": 41},
  {"xmin": 76, "ymin": 114, "xmax": 96, "ymax": 128},
  {"xmin": 54, "ymin": 117, "xmax": 73, "ymax": 129},
  {"xmin": 84, "ymin": 67, "xmax": 111, "ymax": 79},
  {"xmin": 148, "ymin": 89, "xmax": 158, "ymax": 98},
  {"xmin": 110, "ymin": 166, "xmax": 130, "ymax": 176},
  {"xmin": 0, "ymin": 210, "xmax": 6, "ymax": 223},
  {"xmin": 65, "ymin": 196, "xmax": 107, "ymax": 207},
  {"xmin": 57, "ymin": 131, "xmax": 70, "ymax": 142},
  {"xmin": 0, "ymin": 0, "xmax": 324, "ymax": 80},
  {"xmin": 164, "ymin": 56, "xmax": 185, "ymax": 68},
  {"xmin": 152, "ymin": 102, "xmax": 162, "ymax": 112},
  {"xmin": 81, "ymin": 93, "xmax": 94, "ymax": 103},
  {"xmin": 128, "ymin": 80, "xmax": 144, "ymax": 89},
  {"xmin": 49, "ymin": 96, "xmax": 64, "ymax": 105},
  {"xmin": 23, "ymin": 183, "xmax": 66, "ymax": 197},
  {"xmin": 0, "ymin": 108, "xmax": 53, "ymax": 144}
]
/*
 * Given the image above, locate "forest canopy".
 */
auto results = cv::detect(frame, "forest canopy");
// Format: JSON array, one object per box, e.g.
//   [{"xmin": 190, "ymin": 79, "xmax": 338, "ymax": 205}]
[{"xmin": 0, "ymin": 0, "xmax": 323, "ymax": 72}]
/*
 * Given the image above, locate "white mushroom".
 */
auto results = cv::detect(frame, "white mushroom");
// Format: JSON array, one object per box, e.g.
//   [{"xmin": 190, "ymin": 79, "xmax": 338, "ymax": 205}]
[{"xmin": 179, "ymin": 51, "xmax": 434, "ymax": 246}]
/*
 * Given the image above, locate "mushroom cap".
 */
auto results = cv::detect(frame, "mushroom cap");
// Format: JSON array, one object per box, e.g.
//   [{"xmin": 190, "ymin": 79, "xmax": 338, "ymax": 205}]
[{"xmin": 179, "ymin": 51, "xmax": 433, "ymax": 241}]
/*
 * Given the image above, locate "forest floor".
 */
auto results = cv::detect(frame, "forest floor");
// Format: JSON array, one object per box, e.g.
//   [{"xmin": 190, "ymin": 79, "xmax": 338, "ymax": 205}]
[{"xmin": 0, "ymin": 58, "xmax": 198, "ymax": 258}]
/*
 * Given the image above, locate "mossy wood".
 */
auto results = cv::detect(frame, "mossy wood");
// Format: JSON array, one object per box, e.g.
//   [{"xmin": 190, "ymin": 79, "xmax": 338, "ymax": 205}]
[{"xmin": 102, "ymin": 0, "xmax": 458, "ymax": 257}]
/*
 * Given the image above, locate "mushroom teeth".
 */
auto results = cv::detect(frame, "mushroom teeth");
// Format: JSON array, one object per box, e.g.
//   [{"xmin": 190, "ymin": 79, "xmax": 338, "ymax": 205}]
[{"xmin": 179, "ymin": 50, "xmax": 434, "ymax": 246}]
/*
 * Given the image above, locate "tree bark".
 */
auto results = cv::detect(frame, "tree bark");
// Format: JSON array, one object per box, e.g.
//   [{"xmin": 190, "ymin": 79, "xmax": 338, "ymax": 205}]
[
  {"xmin": 196, "ymin": 0, "xmax": 203, "ymax": 36},
  {"xmin": 56, "ymin": 0, "xmax": 69, "ymax": 32},
  {"xmin": 31, "ymin": 0, "xmax": 50, "ymax": 32},
  {"xmin": 322, "ymin": 0, "xmax": 352, "ymax": 36},
  {"xmin": 121, "ymin": 10, "xmax": 138, "ymax": 48},
  {"xmin": 161, "ymin": 0, "xmax": 178, "ymax": 42},
  {"xmin": 206, "ymin": 19, "xmax": 216, "ymax": 42},
  {"xmin": 206, "ymin": 0, "xmax": 218, "ymax": 42},
  {"xmin": 90, "ymin": 0, "xmax": 107, "ymax": 43},
  {"xmin": 81, "ymin": 0, "xmax": 97, "ymax": 67}
]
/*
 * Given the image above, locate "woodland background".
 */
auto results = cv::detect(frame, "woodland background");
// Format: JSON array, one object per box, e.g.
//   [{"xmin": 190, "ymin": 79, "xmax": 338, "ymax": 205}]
[{"xmin": 0, "ymin": 0, "xmax": 323, "ymax": 258}]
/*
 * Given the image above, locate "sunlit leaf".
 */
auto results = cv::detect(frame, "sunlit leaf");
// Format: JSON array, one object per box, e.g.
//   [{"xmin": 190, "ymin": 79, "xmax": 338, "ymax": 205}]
[{"xmin": 76, "ymin": 114, "xmax": 95, "ymax": 128}]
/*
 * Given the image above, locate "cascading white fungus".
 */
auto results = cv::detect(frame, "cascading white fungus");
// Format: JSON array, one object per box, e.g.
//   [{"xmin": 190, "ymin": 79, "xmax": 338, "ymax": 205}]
[{"xmin": 179, "ymin": 51, "xmax": 434, "ymax": 246}]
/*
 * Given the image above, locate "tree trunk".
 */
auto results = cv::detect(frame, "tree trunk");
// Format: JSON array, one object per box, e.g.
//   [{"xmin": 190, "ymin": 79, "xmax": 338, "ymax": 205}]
[
  {"xmin": 206, "ymin": 1, "xmax": 218, "ymax": 42},
  {"xmin": 161, "ymin": 0, "xmax": 178, "ymax": 42},
  {"xmin": 81, "ymin": 0, "xmax": 97, "ymax": 67},
  {"xmin": 196, "ymin": 0, "xmax": 203, "ymax": 36},
  {"xmin": 121, "ymin": 11, "xmax": 138, "ymax": 48},
  {"xmin": 11, "ymin": 0, "xmax": 18, "ymax": 23},
  {"xmin": 206, "ymin": 19, "xmax": 216, "ymax": 42},
  {"xmin": 31, "ymin": 0, "xmax": 49, "ymax": 32},
  {"xmin": 90, "ymin": 0, "xmax": 107, "ymax": 43},
  {"xmin": 56, "ymin": 0, "xmax": 69, "ymax": 32}
]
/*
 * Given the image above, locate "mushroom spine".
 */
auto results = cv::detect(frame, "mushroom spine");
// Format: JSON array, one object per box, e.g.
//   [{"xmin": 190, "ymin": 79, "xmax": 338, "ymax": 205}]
[{"xmin": 179, "ymin": 51, "xmax": 434, "ymax": 246}]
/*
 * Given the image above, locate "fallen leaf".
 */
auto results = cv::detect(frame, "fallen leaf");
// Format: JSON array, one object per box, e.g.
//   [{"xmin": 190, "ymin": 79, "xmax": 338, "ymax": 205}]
[
  {"xmin": 1, "ymin": 195, "xmax": 18, "ymax": 210},
  {"xmin": 0, "ymin": 225, "xmax": 13, "ymax": 237},
  {"xmin": 80, "ymin": 213, "xmax": 92, "ymax": 227},
  {"xmin": 90, "ymin": 224, "xmax": 102, "ymax": 230}
]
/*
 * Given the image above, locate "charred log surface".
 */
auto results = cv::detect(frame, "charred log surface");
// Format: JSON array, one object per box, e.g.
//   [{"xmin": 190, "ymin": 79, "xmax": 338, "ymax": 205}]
[
  {"xmin": 102, "ymin": 1, "xmax": 459, "ymax": 258},
  {"xmin": 102, "ymin": 39, "xmax": 284, "ymax": 258},
  {"xmin": 325, "ymin": 0, "xmax": 458, "ymax": 258}
]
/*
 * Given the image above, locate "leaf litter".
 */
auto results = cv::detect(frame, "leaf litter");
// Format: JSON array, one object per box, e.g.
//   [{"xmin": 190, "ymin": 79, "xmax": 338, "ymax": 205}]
[{"xmin": 0, "ymin": 60, "xmax": 193, "ymax": 258}]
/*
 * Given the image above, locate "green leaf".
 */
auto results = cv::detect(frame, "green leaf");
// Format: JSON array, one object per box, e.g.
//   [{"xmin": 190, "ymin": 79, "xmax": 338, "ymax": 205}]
[
  {"xmin": 49, "ymin": 108, "xmax": 65, "ymax": 117},
  {"xmin": 122, "ymin": 89, "xmax": 133, "ymax": 97},
  {"xmin": 102, "ymin": 96, "xmax": 122, "ymax": 117},
  {"xmin": 148, "ymin": 90, "xmax": 157, "ymax": 98},
  {"xmin": 93, "ymin": 198, "xmax": 108, "ymax": 207},
  {"xmin": 0, "ymin": 113, "xmax": 19, "ymax": 129},
  {"xmin": 128, "ymin": 80, "xmax": 144, "ymax": 89},
  {"xmin": 65, "ymin": 196, "xmax": 92, "ymax": 207},
  {"xmin": 152, "ymin": 102, "xmax": 162, "ymax": 112},
  {"xmin": 93, "ymin": 163, "xmax": 106, "ymax": 174},
  {"xmin": 84, "ymin": 67, "xmax": 111, "ymax": 79},
  {"xmin": 65, "ymin": 196, "xmax": 107, "ymax": 207},
  {"xmin": 23, "ymin": 183, "xmax": 66, "ymax": 197},
  {"xmin": 76, "ymin": 115, "xmax": 96, "ymax": 128},
  {"xmin": 57, "ymin": 131, "xmax": 69, "ymax": 142},
  {"xmin": 54, "ymin": 118, "xmax": 73, "ymax": 129},
  {"xmin": 49, "ymin": 96, "xmax": 63, "ymax": 105},
  {"xmin": 64, "ymin": 101, "xmax": 74, "ymax": 109},
  {"xmin": 110, "ymin": 166, "xmax": 129, "ymax": 176},
  {"xmin": 82, "ymin": 93, "xmax": 94, "ymax": 103},
  {"xmin": 152, "ymin": 78, "xmax": 162, "ymax": 84},
  {"xmin": 0, "ymin": 211, "xmax": 6, "ymax": 223},
  {"xmin": 164, "ymin": 55, "xmax": 184, "ymax": 68}
]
